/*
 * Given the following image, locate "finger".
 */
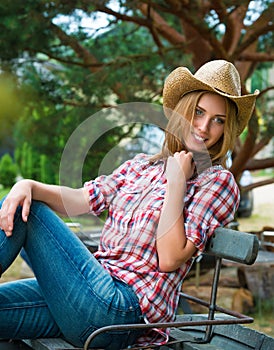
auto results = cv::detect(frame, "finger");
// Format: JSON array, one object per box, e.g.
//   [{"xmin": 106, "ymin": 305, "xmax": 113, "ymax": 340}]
[
  {"xmin": 0, "ymin": 213, "xmax": 13, "ymax": 237},
  {"xmin": 0, "ymin": 205, "xmax": 10, "ymax": 234},
  {"xmin": 174, "ymin": 152, "xmax": 183, "ymax": 162},
  {"xmin": 22, "ymin": 198, "xmax": 31, "ymax": 222},
  {"xmin": 5, "ymin": 229, "xmax": 13, "ymax": 237},
  {"xmin": 182, "ymin": 151, "xmax": 192, "ymax": 159},
  {"xmin": 7, "ymin": 211, "xmax": 15, "ymax": 233},
  {"xmin": 3, "ymin": 201, "xmax": 17, "ymax": 235},
  {"xmin": 187, "ymin": 151, "xmax": 193, "ymax": 158}
]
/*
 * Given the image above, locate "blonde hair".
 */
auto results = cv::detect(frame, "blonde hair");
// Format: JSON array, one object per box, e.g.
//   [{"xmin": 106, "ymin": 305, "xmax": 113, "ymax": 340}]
[{"xmin": 151, "ymin": 91, "xmax": 238, "ymax": 167}]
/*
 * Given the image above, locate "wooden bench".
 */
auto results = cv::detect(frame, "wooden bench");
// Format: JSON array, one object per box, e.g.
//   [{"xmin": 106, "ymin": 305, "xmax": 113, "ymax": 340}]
[{"xmin": 22, "ymin": 227, "xmax": 261, "ymax": 350}]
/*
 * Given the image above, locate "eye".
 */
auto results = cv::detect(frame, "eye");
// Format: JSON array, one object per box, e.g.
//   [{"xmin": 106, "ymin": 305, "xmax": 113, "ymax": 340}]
[
  {"xmin": 195, "ymin": 107, "xmax": 203, "ymax": 116},
  {"xmin": 213, "ymin": 117, "xmax": 225, "ymax": 125}
]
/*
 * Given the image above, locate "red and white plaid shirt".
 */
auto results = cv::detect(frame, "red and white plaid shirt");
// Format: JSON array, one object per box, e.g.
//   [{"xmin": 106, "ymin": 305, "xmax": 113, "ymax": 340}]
[{"xmin": 84, "ymin": 153, "xmax": 239, "ymax": 345}]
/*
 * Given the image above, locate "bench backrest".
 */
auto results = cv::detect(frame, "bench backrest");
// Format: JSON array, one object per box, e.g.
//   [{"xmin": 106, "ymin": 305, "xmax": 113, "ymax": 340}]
[{"xmin": 205, "ymin": 227, "xmax": 259, "ymax": 265}]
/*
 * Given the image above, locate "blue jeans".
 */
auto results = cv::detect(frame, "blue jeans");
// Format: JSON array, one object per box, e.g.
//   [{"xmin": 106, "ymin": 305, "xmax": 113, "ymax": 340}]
[{"xmin": 0, "ymin": 200, "xmax": 143, "ymax": 349}]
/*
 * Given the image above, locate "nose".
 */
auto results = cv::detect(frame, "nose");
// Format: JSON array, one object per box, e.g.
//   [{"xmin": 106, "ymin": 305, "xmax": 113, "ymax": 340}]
[{"xmin": 197, "ymin": 117, "xmax": 210, "ymax": 133}]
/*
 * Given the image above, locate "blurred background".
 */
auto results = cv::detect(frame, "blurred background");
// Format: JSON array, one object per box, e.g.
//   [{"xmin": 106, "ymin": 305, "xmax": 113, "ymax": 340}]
[{"xmin": 0, "ymin": 0, "xmax": 273, "ymax": 340}]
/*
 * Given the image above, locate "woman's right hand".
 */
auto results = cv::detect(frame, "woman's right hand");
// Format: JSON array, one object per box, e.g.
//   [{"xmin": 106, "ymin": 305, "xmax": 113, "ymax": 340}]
[{"xmin": 0, "ymin": 179, "xmax": 33, "ymax": 237}]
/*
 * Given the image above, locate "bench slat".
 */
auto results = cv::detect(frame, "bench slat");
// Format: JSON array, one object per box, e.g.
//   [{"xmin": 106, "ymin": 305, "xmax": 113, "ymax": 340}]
[{"xmin": 23, "ymin": 338, "xmax": 76, "ymax": 350}]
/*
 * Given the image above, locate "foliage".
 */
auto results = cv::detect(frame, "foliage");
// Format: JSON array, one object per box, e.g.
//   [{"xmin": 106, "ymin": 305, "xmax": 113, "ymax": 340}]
[
  {"xmin": 0, "ymin": 72, "xmax": 23, "ymax": 154},
  {"xmin": 0, "ymin": 187, "xmax": 10, "ymax": 199},
  {"xmin": 0, "ymin": 0, "xmax": 273, "ymax": 187},
  {"xmin": 0, "ymin": 153, "xmax": 18, "ymax": 188}
]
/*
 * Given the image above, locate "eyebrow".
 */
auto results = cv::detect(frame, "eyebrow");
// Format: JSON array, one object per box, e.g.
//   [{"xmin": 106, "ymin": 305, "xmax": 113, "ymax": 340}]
[{"xmin": 196, "ymin": 105, "xmax": 226, "ymax": 118}]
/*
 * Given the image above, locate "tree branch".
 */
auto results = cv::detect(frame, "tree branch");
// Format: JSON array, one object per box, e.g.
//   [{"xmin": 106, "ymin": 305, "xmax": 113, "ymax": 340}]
[
  {"xmin": 215, "ymin": 3, "xmax": 247, "ymax": 55},
  {"xmin": 138, "ymin": 2, "xmax": 228, "ymax": 61},
  {"xmin": 251, "ymin": 135, "xmax": 273, "ymax": 157},
  {"xmin": 180, "ymin": 14, "xmax": 228, "ymax": 58},
  {"xmin": 238, "ymin": 52, "xmax": 274, "ymax": 62},
  {"xmin": 138, "ymin": 3, "xmax": 186, "ymax": 45},
  {"xmin": 93, "ymin": 3, "xmax": 149, "ymax": 27},
  {"xmin": 49, "ymin": 22, "xmax": 101, "ymax": 72},
  {"xmin": 230, "ymin": 111, "xmax": 259, "ymax": 179},
  {"xmin": 211, "ymin": 0, "xmax": 228, "ymax": 21},
  {"xmin": 245, "ymin": 157, "xmax": 274, "ymax": 171},
  {"xmin": 234, "ymin": 1, "xmax": 274, "ymax": 57},
  {"xmin": 145, "ymin": 3, "xmax": 164, "ymax": 52},
  {"xmin": 243, "ymin": 177, "xmax": 274, "ymax": 192},
  {"xmin": 29, "ymin": 46, "xmax": 183, "ymax": 70},
  {"xmin": 26, "ymin": 49, "xmax": 100, "ymax": 68}
]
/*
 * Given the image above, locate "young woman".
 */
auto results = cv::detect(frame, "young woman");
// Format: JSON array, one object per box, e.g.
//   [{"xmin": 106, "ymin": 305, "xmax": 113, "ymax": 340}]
[{"xmin": 0, "ymin": 60, "xmax": 258, "ymax": 349}]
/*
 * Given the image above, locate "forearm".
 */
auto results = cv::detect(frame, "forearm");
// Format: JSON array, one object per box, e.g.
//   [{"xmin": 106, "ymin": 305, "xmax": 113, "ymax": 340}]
[
  {"xmin": 157, "ymin": 183, "xmax": 196, "ymax": 272},
  {"xmin": 0, "ymin": 179, "xmax": 90, "ymax": 236},
  {"xmin": 30, "ymin": 180, "xmax": 90, "ymax": 216}
]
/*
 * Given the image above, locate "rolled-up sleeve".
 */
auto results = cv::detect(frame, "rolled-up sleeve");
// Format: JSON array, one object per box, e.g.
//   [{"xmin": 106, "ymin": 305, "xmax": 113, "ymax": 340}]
[
  {"xmin": 84, "ymin": 159, "xmax": 132, "ymax": 215},
  {"xmin": 184, "ymin": 169, "xmax": 240, "ymax": 252}
]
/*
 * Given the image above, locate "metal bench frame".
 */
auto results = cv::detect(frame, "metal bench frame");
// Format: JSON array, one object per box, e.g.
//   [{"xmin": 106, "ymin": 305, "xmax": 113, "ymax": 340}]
[{"xmin": 82, "ymin": 227, "xmax": 259, "ymax": 350}]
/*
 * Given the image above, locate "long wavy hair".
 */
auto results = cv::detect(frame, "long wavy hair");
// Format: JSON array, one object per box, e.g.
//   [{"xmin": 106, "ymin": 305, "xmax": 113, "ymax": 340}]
[{"xmin": 151, "ymin": 91, "xmax": 238, "ymax": 168}]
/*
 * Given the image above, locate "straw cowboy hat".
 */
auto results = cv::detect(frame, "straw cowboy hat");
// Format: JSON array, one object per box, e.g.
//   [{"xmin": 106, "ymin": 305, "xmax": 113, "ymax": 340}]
[{"xmin": 163, "ymin": 60, "xmax": 259, "ymax": 135}]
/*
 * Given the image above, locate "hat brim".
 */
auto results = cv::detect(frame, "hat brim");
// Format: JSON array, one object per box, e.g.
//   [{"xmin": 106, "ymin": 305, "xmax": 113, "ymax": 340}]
[{"xmin": 163, "ymin": 67, "xmax": 259, "ymax": 135}]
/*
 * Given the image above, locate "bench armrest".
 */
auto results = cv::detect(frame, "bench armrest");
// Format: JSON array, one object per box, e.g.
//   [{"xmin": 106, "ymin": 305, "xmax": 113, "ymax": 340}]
[{"xmin": 205, "ymin": 227, "xmax": 259, "ymax": 265}]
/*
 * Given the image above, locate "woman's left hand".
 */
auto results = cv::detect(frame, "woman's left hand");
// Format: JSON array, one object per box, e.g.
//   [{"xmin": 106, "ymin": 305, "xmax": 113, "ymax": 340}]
[
  {"xmin": 157, "ymin": 151, "xmax": 197, "ymax": 272},
  {"xmin": 166, "ymin": 151, "xmax": 195, "ymax": 187}
]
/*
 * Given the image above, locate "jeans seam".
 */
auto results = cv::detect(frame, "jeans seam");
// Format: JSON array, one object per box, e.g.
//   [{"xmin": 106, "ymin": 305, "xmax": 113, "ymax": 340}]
[{"xmin": 0, "ymin": 302, "xmax": 48, "ymax": 311}]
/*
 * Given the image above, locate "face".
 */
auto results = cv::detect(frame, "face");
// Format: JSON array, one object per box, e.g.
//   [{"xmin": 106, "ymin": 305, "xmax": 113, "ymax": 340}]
[{"xmin": 185, "ymin": 92, "xmax": 226, "ymax": 152}]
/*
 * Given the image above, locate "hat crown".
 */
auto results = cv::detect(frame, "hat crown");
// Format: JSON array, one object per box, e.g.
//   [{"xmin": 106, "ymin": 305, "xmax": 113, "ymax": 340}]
[{"xmin": 194, "ymin": 60, "xmax": 241, "ymax": 96}]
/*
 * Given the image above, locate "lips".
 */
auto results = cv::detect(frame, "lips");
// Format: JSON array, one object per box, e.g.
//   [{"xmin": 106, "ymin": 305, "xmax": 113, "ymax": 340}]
[{"xmin": 193, "ymin": 133, "xmax": 208, "ymax": 143}]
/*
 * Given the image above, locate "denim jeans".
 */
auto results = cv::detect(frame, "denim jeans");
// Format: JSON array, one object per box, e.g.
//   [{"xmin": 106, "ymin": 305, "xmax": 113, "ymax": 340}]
[{"xmin": 0, "ymin": 200, "xmax": 143, "ymax": 349}]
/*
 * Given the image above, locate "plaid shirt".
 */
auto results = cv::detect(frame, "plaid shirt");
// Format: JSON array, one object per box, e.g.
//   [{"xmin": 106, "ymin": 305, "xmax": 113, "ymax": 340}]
[{"xmin": 84, "ymin": 153, "xmax": 239, "ymax": 345}]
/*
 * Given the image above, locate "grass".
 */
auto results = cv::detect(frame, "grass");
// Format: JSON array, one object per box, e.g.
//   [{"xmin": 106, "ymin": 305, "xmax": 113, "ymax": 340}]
[
  {"xmin": 0, "ymin": 186, "xmax": 10, "ymax": 199},
  {"xmin": 247, "ymin": 298, "xmax": 274, "ymax": 337},
  {"xmin": 237, "ymin": 183, "xmax": 274, "ymax": 338},
  {"xmin": 238, "ymin": 203, "xmax": 273, "ymax": 232}
]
